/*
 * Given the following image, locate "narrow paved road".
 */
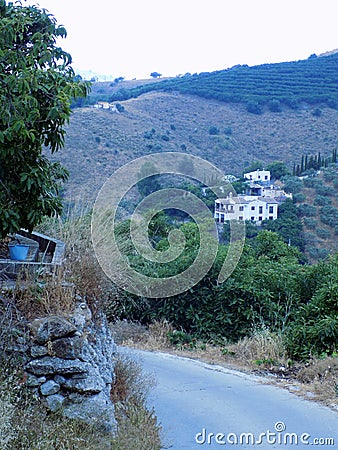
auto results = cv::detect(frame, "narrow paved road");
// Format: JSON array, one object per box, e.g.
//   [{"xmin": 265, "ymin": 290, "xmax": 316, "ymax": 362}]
[{"xmin": 123, "ymin": 348, "xmax": 338, "ymax": 450}]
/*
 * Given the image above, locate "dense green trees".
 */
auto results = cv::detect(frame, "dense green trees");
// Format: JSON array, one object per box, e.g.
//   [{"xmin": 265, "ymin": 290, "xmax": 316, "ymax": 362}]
[
  {"xmin": 0, "ymin": 1, "xmax": 89, "ymax": 236},
  {"xmin": 262, "ymin": 199, "xmax": 305, "ymax": 251},
  {"xmin": 266, "ymin": 161, "xmax": 289, "ymax": 179},
  {"xmin": 285, "ymin": 255, "xmax": 338, "ymax": 359},
  {"xmin": 110, "ymin": 211, "xmax": 338, "ymax": 360}
]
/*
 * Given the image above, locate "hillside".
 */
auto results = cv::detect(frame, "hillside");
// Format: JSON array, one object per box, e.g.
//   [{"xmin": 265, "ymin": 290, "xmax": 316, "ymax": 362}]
[
  {"xmin": 103, "ymin": 53, "xmax": 338, "ymax": 111},
  {"xmin": 55, "ymin": 92, "xmax": 338, "ymax": 203},
  {"xmin": 295, "ymin": 165, "xmax": 338, "ymax": 260}
]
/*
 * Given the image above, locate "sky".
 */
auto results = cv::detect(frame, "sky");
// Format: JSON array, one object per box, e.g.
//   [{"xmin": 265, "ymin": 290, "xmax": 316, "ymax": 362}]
[{"xmin": 23, "ymin": 0, "xmax": 337, "ymax": 80}]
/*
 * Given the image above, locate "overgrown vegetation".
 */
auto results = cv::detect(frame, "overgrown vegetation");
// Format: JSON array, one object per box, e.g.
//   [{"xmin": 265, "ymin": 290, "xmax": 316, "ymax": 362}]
[{"xmin": 109, "ymin": 205, "xmax": 338, "ymax": 362}]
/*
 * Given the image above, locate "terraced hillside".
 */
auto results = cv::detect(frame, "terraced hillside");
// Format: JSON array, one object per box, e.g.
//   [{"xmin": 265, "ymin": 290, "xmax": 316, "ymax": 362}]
[{"xmin": 296, "ymin": 165, "xmax": 338, "ymax": 260}]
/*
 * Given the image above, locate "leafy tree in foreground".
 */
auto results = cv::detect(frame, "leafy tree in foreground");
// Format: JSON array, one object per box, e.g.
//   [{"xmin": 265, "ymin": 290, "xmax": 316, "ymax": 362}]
[{"xmin": 0, "ymin": 1, "xmax": 89, "ymax": 237}]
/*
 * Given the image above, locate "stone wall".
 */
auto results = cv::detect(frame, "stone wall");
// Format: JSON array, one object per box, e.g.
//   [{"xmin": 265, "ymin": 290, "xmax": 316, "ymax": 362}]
[{"xmin": 24, "ymin": 302, "xmax": 116, "ymax": 433}]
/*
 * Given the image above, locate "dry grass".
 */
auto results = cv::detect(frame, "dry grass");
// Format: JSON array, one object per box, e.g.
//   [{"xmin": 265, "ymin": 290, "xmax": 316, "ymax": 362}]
[
  {"xmin": 111, "ymin": 352, "xmax": 162, "ymax": 450},
  {"xmin": 295, "ymin": 357, "xmax": 338, "ymax": 404},
  {"xmin": 226, "ymin": 328, "xmax": 289, "ymax": 368},
  {"xmin": 111, "ymin": 319, "xmax": 173, "ymax": 350},
  {"xmin": 4, "ymin": 271, "xmax": 76, "ymax": 319}
]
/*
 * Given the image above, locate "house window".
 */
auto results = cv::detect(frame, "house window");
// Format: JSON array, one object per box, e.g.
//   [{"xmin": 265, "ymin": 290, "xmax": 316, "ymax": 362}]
[
  {"xmin": 269, "ymin": 206, "xmax": 274, "ymax": 214},
  {"xmin": 251, "ymin": 206, "xmax": 255, "ymax": 211},
  {"xmin": 259, "ymin": 216, "xmax": 262, "ymax": 221},
  {"xmin": 265, "ymin": 175, "xmax": 268, "ymax": 180},
  {"xmin": 269, "ymin": 216, "xmax": 273, "ymax": 220},
  {"xmin": 239, "ymin": 216, "xmax": 243, "ymax": 220},
  {"xmin": 259, "ymin": 206, "xmax": 263, "ymax": 214},
  {"xmin": 239, "ymin": 206, "xmax": 244, "ymax": 211},
  {"xmin": 251, "ymin": 216, "xmax": 255, "ymax": 221},
  {"xmin": 220, "ymin": 215, "xmax": 224, "ymax": 223}
]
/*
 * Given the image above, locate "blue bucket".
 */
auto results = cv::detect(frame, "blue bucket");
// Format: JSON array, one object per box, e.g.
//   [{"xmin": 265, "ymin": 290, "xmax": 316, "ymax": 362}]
[{"xmin": 9, "ymin": 244, "xmax": 29, "ymax": 261}]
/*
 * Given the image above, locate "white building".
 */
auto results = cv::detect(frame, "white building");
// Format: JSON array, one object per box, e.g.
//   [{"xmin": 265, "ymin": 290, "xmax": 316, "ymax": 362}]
[
  {"xmin": 244, "ymin": 169, "xmax": 271, "ymax": 182},
  {"xmin": 214, "ymin": 194, "xmax": 278, "ymax": 224},
  {"xmin": 246, "ymin": 182, "xmax": 292, "ymax": 200}
]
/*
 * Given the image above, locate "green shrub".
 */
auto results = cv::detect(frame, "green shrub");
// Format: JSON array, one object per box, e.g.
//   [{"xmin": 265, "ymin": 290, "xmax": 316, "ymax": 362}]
[
  {"xmin": 246, "ymin": 101, "xmax": 263, "ymax": 115},
  {"xmin": 303, "ymin": 217, "xmax": 317, "ymax": 229},
  {"xmin": 307, "ymin": 247, "xmax": 330, "ymax": 260},
  {"xmin": 315, "ymin": 185, "xmax": 333, "ymax": 196},
  {"xmin": 312, "ymin": 108, "xmax": 322, "ymax": 117},
  {"xmin": 285, "ymin": 255, "xmax": 338, "ymax": 360},
  {"xmin": 303, "ymin": 232, "xmax": 317, "ymax": 245},
  {"xmin": 314, "ymin": 195, "xmax": 331, "ymax": 206},
  {"xmin": 115, "ymin": 103, "xmax": 125, "ymax": 112},
  {"xmin": 268, "ymin": 98, "xmax": 282, "ymax": 112},
  {"xmin": 292, "ymin": 193, "xmax": 306, "ymax": 203},
  {"xmin": 317, "ymin": 228, "xmax": 331, "ymax": 239},
  {"xmin": 208, "ymin": 125, "xmax": 220, "ymax": 135},
  {"xmin": 298, "ymin": 203, "xmax": 317, "ymax": 217},
  {"xmin": 320, "ymin": 205, "xmax": 338, "ymax": 227}
]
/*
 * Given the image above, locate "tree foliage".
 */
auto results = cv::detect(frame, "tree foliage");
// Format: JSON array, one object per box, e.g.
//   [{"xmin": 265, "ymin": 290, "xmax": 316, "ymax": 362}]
[
  {"xmin": 109, "ymin": 207, "xmax": 338, "ymax": 360},
  {"xmin": 0, "ymin": 1, "xmax": 89, "ymax": 236}
]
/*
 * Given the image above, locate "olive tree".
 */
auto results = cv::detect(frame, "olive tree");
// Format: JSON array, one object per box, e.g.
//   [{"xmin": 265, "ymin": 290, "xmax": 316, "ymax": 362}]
[{"xmin": 0, "ymin": 0, "xmax": 89, "ymax": 237}]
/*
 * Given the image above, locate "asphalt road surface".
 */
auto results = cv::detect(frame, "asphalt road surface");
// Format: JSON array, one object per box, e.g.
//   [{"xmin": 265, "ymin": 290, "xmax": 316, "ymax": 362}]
[{"xmin": 123, "ymin": 348, "xmax": 338, "ymax": 450}]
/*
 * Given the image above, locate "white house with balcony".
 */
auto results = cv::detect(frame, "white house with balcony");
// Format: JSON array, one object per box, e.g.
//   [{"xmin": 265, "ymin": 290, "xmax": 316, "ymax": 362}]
[{"xmin": 214, "ymin": 194, "xmax": 279, "ymax": 224}]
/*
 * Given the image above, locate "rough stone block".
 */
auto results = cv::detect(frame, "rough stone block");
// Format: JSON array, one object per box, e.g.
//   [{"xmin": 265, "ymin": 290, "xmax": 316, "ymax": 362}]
[
  {"xmin": 26, "ymin": 374, "xmax": 46, "ymax": 387},
  {"xmin": 31, "ymin": 345, "xmax": 48, "ymax": 358},
  {"xmin": 31, "ymin": 316, "xmax": 77, "ymax": 344},
  {"xmin": 62, "ymin": 367, "xmax": 106, "ymax": 393},
  {"xmin": 63, "ymin": 390, "xmax": 115, "ymax": 434},
  {"xmin": 40, "ymin": 380, "xmax": 60, "ymax": 396},
  {"xmin": 26, "ymin": 357, "xmax": 90, "ymax": 376},
  {"xmin": 49, "ymin": 336, "xmax": 83, "ymax": 360},
  {"xmin": 45, "ymin": 394, "xmax": 65, "ymax": 412}
]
